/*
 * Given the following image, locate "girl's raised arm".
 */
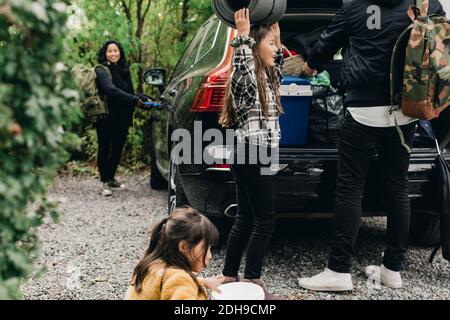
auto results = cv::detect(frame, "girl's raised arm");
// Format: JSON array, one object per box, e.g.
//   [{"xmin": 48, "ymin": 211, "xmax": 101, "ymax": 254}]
[{"xmin": 230, "ymin": 8, "xmax": 258, "ymax": 109}]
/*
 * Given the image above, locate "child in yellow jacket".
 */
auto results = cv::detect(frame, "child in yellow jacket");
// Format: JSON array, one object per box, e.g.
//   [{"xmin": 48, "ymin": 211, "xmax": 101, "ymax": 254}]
[{"xmin": 125, "ymin": 206, "xmax": 224, "ymax": 300}]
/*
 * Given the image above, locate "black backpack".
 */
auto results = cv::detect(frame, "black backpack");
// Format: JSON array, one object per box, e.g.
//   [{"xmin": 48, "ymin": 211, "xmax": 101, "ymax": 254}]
[{"xmin": 419, "ymin": 120, "xmax": 450, "ymax": 263}]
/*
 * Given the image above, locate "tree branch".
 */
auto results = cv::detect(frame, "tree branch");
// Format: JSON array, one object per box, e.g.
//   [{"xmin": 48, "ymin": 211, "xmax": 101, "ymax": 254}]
[
  {"xmin": 120, "ymin": 0, "xmax": 131, "ymax": 24},
  {"xmin": 0, "ymin": 0, "xmax": 16, "ymax": 26},
  {"xmin": 142, "ymin": 0, "xmax": 151, "ymax": 21},
  {"xmin": 180, "ymin": 0, "xmax": 190, "ymax": 42},
  {"xmin": 0, "ymin": 0, "xmax": 33, "ymax": 48}
]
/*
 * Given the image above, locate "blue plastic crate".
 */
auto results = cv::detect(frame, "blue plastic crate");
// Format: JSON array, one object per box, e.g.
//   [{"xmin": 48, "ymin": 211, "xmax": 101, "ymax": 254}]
[{"xmin": 279, "ymin": 76, "xmax": 313, "ymax": 146}]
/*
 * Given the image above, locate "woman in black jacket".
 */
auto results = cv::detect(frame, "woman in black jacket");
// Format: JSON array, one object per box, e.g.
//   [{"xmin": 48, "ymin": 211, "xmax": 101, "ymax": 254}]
[{"xmin": 95, "ymin": 40, "xmax": 144, "ymax": 196}]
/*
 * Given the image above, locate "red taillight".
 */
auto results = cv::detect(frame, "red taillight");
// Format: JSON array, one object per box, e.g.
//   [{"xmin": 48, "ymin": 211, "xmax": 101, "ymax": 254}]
[
  {"xmin": 209, "ymin": 164, "xmax": 231, "ymax": 169},
  {"xmin": 190, "ymin": 66, "xmax": 230, "ymax": 112}
]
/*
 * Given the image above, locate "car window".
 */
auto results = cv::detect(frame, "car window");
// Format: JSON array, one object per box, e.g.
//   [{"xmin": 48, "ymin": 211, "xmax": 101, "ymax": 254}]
[
  {"xmin": 195, "ymin": 17, "xmax": 220, "ymax": 63},
  {"xmin": 171, "ymin": 20, "xmax": 211, "ymax": 79}
]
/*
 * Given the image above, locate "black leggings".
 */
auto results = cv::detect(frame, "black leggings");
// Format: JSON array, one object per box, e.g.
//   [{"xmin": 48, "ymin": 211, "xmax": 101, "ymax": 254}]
[
  {"xmin": 95, "ymin": 117, "xmax": 129, "ymax": 183},
  {"xmin": 223, "ymin": 143, "xmax": 276, "ymax": 279}
]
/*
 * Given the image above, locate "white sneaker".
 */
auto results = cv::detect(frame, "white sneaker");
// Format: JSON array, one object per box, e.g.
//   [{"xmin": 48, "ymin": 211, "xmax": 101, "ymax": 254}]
[
  {"xmin": 365, "ymin": 264, "xmax": 402, "ymax": 289},
  {"xmin": 101, "ymin": 184, "xmax": 113, "ymax": 197},
  {"xmin": 298, "ymin": 268, "xmax": 353, "ymax": 291}
]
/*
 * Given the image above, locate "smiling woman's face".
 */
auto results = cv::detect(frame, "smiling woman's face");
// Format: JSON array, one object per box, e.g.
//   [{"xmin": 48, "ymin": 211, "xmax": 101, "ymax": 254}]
[{"xmin": 106, "ymin": 43, "xmax": 120, "ymax": 64}]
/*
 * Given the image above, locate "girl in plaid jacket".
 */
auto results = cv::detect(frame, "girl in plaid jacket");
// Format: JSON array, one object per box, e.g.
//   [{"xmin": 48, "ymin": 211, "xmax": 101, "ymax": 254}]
[{"xmin": 218, "ymin": 8, "xmax": 285, "ymax": 300}]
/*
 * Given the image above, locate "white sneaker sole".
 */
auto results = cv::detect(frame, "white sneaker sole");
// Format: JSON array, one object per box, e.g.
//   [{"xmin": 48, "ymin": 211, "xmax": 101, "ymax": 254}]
[
  {"xmin": 110, "ymin": 186, "xmax": 125, "ymax": 190},
  {"xmin": 380, "ymin": 280, "xmax": 402, "ymax": 289},
  {"xmin": 298, "ymin": 279, "xmax": 354, "ymax": 292}
]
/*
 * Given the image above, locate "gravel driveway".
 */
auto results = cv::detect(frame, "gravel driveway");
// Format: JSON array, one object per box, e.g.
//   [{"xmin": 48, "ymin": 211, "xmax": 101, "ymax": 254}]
[{"xmin": 22, "ymin": 173, "xmax": 450, "ymax": 300}]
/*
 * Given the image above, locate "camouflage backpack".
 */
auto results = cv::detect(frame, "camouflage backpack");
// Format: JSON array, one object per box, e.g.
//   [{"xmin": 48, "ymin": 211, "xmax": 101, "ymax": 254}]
[
  {"xmin": 71, "ymin": 64, "xmax": 111, "ymax": 123},
  {"xmin": 391, "ymin": 0, "xmax": 450, "ymax": 120}
]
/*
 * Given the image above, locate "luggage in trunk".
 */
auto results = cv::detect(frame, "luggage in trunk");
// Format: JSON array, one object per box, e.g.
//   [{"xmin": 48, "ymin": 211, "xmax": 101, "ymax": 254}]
[{"xmin": 279, "ymin": 76, "xmax": 313, "ymax": 146}]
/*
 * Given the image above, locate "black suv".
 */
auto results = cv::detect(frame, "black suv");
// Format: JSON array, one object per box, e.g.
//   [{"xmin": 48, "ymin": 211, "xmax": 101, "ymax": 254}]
[{"xmin": 144, "ymin": 0, "xmax": 450, "ymax": 246}]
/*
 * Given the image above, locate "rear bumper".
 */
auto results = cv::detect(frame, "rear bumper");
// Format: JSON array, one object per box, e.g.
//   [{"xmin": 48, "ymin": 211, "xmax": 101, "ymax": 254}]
[{"xmin": 179, "ymin": 147, "xmax": 448, "ymax": 217}]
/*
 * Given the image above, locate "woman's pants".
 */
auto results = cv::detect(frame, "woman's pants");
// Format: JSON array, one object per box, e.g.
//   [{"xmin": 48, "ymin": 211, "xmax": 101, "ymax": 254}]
[{"xmin": 95, "ymin": 117, "xmax": 129, "ymax": 183}]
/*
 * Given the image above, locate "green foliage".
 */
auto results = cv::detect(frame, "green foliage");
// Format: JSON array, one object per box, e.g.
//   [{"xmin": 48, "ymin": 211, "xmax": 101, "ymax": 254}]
[
  {"xmin": 0, "ymin": 0, "xmax": 79, "ymax": 299},
  {"xmin": 66, "ymin": 0, "xmax": 213, "ymax": 167},
  {"xmin": 0, "ymin": 0, "xmax": 215, "ymax": 300}
]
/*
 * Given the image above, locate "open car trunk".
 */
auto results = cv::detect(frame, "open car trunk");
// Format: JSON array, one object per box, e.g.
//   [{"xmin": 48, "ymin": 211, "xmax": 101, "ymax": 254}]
[{"xmin": 278, "ymin": 12, "xmax": 450, "ymax": 151}]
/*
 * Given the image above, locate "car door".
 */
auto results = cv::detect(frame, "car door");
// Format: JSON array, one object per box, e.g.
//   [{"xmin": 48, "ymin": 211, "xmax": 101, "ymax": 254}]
[{"xmin": 152, "ymin": 18, "xmax": 218, "ymax": 176}]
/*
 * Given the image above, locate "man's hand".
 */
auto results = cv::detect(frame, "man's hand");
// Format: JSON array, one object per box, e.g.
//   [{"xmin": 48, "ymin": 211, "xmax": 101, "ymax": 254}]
[
  {"xmin": 234, "ymin": 8, "xmax": 250, "ymax": 37},
  {"xmin": 303, "ymin": 62, "xmax": 318, "ymax": 77},
  {"xmin": 271, "ymin": 23, "xmax": 282, "ymax": 49}
]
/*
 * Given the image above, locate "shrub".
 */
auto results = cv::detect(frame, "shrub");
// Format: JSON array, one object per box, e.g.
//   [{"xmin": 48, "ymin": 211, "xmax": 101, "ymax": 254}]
[{"xmin": 0, "ymin": 0, "xmax": 79, "ymax": 299}]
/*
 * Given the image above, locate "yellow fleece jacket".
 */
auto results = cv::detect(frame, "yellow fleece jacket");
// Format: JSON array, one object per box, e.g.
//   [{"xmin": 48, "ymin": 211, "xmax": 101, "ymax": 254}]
[{"xmin": 124, "ymin": 262, "xmax": 208, "ymax": 300}]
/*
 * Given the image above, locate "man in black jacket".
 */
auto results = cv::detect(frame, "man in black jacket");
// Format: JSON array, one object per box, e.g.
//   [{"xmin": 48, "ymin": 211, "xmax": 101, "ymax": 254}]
[{"xmin": 299, "ymin": 0, "xmax": 445, "ymax": 291}]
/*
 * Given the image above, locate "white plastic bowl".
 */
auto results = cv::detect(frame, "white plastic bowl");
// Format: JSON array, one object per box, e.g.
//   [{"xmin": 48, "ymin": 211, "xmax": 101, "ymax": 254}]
[{"xmin": 211, "ymin": 282, "xmax": 265, "ymax": 300}]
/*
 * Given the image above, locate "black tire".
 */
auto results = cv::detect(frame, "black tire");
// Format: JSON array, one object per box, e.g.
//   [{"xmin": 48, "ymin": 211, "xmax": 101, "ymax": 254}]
[
  {"xmin": 212, "ymin": 0, "xmax": 287, "ymax": 28},
  {"xmin": 167, "ymin": 152, "xmax": 189, "ymax": 215},
  {"xmin": 150, "ymin": 145, "xmax": 167, "ymax": 190},
  {"xmin": 409, "ymin": 210, "xmax": 441, "ymax": 247}
]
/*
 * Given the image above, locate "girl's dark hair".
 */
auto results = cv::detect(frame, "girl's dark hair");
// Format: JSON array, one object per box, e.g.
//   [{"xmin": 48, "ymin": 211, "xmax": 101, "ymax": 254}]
[
  {"xmin": 131, "ymin": 206, "xmax": 219, "ymax": 293},
  {"xmin": 219, "ymin": 24, "xmax": 284, "ymax": 128},
  {"xmin": 97, "ymin": 40, "xmax": 129, "ymax": 67}
]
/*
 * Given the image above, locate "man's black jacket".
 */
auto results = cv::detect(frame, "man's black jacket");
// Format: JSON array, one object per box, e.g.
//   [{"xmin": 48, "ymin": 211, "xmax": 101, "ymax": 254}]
[{"xmin": 307, "ymin": 0, "xmax": 446, "ymax": 107}]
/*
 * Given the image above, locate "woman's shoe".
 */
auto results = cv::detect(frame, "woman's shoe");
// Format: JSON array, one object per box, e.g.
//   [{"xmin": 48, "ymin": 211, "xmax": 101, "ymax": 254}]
[
  {"xmin": 107, "ymin": 179, "xmax": 125, "ymax": 189},
  {"xmin": 222, "ymin": 275, "xmax": 240, "ymax": 285},
  {"xmin": 101, "ymin": 183, "xmax": 113, "ymax": 196}
]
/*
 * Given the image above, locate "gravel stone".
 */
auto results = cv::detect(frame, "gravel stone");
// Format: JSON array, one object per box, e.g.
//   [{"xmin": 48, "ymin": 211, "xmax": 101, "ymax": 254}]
[{"xmin": 21, "ymin": 174, "xmax": 450, "ymax": 300}]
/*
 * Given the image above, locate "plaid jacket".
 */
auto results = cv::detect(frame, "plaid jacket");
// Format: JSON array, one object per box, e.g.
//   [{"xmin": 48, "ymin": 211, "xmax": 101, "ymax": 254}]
[{"xmin": 231, "ymin": 45, "xmax": 284, "ymax": 148}]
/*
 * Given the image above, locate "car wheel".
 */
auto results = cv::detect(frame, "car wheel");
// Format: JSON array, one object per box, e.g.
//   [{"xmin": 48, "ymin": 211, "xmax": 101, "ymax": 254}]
[
  {"xmin": 167, "ymin": 152, "xmax": 189, "ymax": 215},
  {"xmin": 150, "ymin": 145, "xmax": 167, "ymax": 190},
  {"xmin": 409, "ymin": 210, "xmax": 440, "ymax": 247}
]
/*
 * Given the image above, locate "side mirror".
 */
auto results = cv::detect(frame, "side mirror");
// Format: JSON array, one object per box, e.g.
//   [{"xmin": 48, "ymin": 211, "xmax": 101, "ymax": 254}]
[{"xmin": 143, "ymin": 68, "xmax": 166, "ymax": 87}]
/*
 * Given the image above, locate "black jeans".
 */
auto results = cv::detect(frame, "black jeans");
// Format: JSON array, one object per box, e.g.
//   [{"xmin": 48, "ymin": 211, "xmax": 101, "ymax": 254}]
[
  {"xmin": 223, "ymin": 143, "xmax": 276, "ymax": 279},
  {"xmin": 95, "ymin": 117, "xmax": 130, "ymax": 183},
  {"xmin": 328, "ymin": 113, "xmax": 417, "ymax": 273}
]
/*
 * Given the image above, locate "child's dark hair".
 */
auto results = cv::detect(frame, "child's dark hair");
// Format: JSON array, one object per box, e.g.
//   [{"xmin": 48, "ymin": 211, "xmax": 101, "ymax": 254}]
[
  {"xmin": 219, "ymin": 24, "xmax": 284, "ymax": 128},
  {"xmin": 131, "ymin": 206, "xmax": 219, "ymax": 293}
]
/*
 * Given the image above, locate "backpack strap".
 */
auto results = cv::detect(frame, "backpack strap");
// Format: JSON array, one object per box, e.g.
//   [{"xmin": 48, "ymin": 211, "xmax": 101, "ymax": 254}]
[
  {"xmin": 408, "ymin": 0, "xmax": 430, "ymax": 22},
  {"xmin": 429, "ymin": 245, "xmax": 441, "ymax": 263},
  {"xmin": 93, "ymin": 65, "xmax": 112, "ymax": 103},
  {"xmin": 394, "ymin": 115, "xmax": 413, "ymax": 153},
  {"xmin": 94, "ymin": 64, "xmax": 112, "ymax": 80},
  {"xmin": 416, "ymin": 0, "xmax": 430, "ymax": 16},
  {"xmin": 419, "ymin": 120, "xmax": 442, "ymax": 155}
]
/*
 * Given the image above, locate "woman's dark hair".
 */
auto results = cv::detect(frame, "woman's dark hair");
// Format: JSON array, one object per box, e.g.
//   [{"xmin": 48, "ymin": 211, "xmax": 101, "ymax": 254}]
[
  {"xmin": 219, "ymin": 24, "xmax": 283, "ymax": 128},
  {"xmin": 97, "ymin": 40, "xmax": 129, "ymax": 67},
  {"xmin": 131, "ymin": 206, "xmax": 219, "ymax": 293}
]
